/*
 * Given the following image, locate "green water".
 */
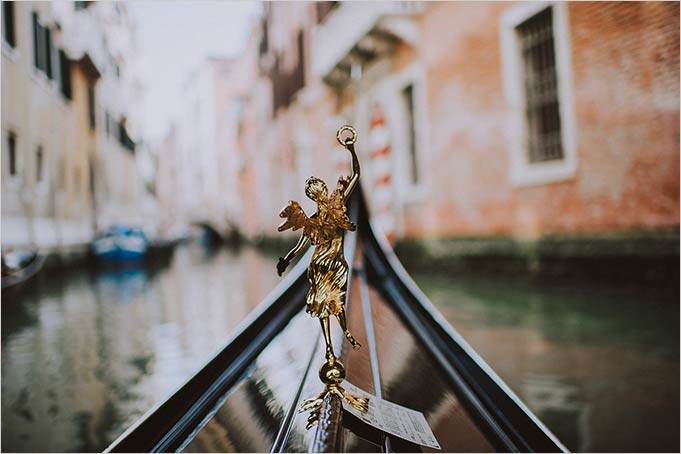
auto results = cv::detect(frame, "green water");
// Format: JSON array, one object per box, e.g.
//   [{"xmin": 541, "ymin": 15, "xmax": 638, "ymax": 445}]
[{"xmin": 408, "ymin": 269, "xmax": 679, "ymax": 452}]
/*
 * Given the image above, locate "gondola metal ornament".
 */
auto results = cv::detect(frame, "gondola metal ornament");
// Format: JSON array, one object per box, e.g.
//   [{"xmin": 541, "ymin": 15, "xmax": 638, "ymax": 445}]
[{"xmin": 277, "ymin": 125, "xmax": 369, "ymax": 429}]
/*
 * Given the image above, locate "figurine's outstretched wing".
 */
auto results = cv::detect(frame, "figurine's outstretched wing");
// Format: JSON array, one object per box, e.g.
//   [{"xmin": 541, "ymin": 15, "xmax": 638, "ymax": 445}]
[
  {"xmin": 329, "ymin": 178, "xmax": 356, "ymax": 232},
  {"xmin": 278, "ymin": 200, "xmax": 309, "ymax": 233},
  {"xmin": 279, "ymin": 200, "xmax": 326, "ymax": 244}
]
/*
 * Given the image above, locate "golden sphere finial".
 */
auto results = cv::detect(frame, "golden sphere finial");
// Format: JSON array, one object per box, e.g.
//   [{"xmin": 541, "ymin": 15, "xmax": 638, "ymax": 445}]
[{"xmin": 319, "ymin": 359, "xmax": 346, "ymax": 385}]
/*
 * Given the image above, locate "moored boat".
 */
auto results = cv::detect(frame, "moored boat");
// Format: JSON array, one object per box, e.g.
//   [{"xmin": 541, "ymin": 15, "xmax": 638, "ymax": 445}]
[
  {"xmin": 92, "ymin": 225, "xmax": 148, "ymax": 262},
  {"xmin": 1, "ymin": 249, "xmax": 46, "ymax": 289}
]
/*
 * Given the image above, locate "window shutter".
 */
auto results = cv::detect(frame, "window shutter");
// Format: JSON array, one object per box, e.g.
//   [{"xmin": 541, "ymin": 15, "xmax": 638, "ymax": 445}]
[
  {"xmin": 32, "ymin": 12, "xmax": 40, "ymax": 69},
  {"xmin": 45, "ymin": 27, "xmax": 53, "ymax": 79},
  {"xmin": 3, "ymin": 1, "xmax": 16, "ymax": 48}
]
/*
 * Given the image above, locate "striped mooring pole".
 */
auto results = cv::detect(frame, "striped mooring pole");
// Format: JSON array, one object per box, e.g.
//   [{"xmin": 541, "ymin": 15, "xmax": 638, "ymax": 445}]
[{"xmin": 368, "ymin": 104, "xmax": 395, "ymax": 244}]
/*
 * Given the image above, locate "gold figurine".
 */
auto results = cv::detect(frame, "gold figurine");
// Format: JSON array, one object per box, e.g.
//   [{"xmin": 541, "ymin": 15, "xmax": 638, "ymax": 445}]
[{"xmin": 277, "ymin": 125, "xmax": 369, "ymax": 429}]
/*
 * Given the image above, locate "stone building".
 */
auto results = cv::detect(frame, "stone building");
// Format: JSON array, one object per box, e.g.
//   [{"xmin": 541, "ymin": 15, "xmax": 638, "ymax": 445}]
[
  {"xmin": 226, "ymin": 1, "xmax": 678, "ymax": 251},
  {"xmin": 155, "ymin": 42, "xmax": 261, "ymax": 237},
  {"xmin": 1, "ymin": 1, "xmax": 149, "ymax": 252}
]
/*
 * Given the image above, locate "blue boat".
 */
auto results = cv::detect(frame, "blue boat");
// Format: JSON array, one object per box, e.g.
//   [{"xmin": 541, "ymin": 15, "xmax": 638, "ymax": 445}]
[{"xmin": 92, "ymin": 225, "xmax": 148, "ymax": 262}]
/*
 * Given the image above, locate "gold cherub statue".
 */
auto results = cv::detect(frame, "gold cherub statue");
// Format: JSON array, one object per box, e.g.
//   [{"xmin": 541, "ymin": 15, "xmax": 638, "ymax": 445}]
[{"xmin": 277, "ymin": 125, "xmax": 369, "ymax": 429}]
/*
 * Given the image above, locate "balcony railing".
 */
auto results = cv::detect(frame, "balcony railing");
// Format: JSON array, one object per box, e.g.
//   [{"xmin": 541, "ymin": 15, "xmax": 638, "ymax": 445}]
[{"xmin": 311, "ymin": 1, "xmax": 423, "ymax": 86}]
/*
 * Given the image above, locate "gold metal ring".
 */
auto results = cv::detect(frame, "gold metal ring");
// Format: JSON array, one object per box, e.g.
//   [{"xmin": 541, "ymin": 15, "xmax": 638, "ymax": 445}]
[{"xmin": 336, "ymin": 125, "xmax": 357, "ymax": 146}]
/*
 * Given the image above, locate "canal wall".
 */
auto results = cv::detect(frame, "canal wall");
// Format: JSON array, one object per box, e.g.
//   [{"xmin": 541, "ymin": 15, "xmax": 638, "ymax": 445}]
[
  {"xmin": 253, "ymin": 227, "xmax": 679, "ymax": 286},
  {"xmin": 393, "ymin": 229, "xmax": 679, "ymax": 286}
]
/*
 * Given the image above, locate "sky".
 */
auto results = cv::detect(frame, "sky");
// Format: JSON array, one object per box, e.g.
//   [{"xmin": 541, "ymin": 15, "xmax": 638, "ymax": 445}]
[{"xmin": 128, "ymin": 1, "xmax": 262, "ymax": 145}]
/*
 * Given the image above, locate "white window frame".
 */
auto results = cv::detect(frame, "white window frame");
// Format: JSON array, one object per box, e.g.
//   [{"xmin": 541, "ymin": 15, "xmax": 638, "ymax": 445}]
[
  {"xmin": 352, "ymin": 62, "xmax": 429, "ymax": 239},
  {"xmin": 1, "ymin": 40, "xmax": 20, "ymax": 61},
  {"xmin": 29, "ymin": 12, "xmax": 59, "ymax": 93},
  {"xmin": 501, "ymin": 2, "xmax": 577, "ymax": 187},
  {"xmin": 376, "ymin": 63, "xmax": 430, "ymax": 203}
]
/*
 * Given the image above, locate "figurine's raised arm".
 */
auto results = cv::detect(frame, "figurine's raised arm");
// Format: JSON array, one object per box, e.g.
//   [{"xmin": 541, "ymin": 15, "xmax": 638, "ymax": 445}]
[{"xmin": 336, "ymin": 126, "xmax": 361, "ymax": 201}]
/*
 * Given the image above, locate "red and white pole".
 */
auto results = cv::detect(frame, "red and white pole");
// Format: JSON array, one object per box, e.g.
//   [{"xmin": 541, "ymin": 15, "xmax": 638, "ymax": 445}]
[{"xmin": 368, "ymin": 104, "xmax": 395, "ymax": 244}]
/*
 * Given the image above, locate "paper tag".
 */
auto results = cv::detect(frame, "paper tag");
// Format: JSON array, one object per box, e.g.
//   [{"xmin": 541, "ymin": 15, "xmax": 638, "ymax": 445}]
[{"xmin": 341, "ymin": 381, "xmax": 441, "ymax": 450}]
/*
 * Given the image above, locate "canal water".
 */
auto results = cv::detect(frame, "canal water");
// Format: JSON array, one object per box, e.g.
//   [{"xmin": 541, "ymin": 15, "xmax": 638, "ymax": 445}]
[
  {"xmin": 2, "ymin": 245, "xmax": 678, "ymax": 452},
  {"xmin": 407, "ymin": 269, "xmax": 680, "ymax": 453},
  {"xmin": 1, "ymin": 244, "xmax": 281, "ymax": 453}
]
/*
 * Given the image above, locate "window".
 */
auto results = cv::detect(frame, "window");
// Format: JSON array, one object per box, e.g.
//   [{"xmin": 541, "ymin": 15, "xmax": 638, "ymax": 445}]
[
  {"xmin": 44, "ymin": 27, "xmax": 53, "ymax": 79},
  {"xmin": 381, "ymin": 64, "xmax": 429, "ymax": 200},
  {"xmin": 35, "ymin": 146, "xmax": 43, "ymax": 183},
  {"xmin": 105, "ymin": 111, "xmax": 110, "ymax": 136},
  {"xmin": 2, "ymin": 1, "xmax": 16, "ymax": 48},
  {"xmin": 74, "ymin": 1, "xmax": 91, "ymax": 11},
  {"xmin": 402, "ymin": 84, "xmax": 419, "ymax": 185},
  {"xmin": 88, "ymin": 161, "xmax": 95, "ymax": 196},
  {"xmin": 7, "ymin": 131, "xmax": 17, "ymax": 176},
  {"xmin": 118, "ymin": 118, "xmax": 135, "ymax": 153},
  {"xmin": 271, "ymin": 29, "xmax": 306, "ymax": 115},
  {"xmin": 517, "ymin": 8, "xmax": 562, "ymax": 163},
  {"xmin": 32, "ymin": 12, "xmax": 40, "ymax": 68},
  {"xmin": 32, "ymin": 11, "xmax": 54, "ymax": 77},
  {"xmin": 501, "ymin": 2, "xmax": 576, "ymax": 186},
  {"xmin": 59, "ymin": 49, "xmax": 72, "ymax": 99},
  {"xmin": 88, "ymin": 85, "xmax": 96, "ymax": 130},
  {"xmin": 258, "ymin": 15, "xmax": 268, "ymax": 57}
]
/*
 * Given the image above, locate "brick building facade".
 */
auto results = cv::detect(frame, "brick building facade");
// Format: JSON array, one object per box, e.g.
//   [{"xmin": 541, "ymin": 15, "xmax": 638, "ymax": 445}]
[{"xmin": 178, "ymin": 2, "xmax": 680, "ymax": 244}]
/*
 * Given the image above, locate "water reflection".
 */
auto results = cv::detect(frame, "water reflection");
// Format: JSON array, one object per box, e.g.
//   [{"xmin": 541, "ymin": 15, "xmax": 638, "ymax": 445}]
[
  {"xmin": 182, "ymin": 313, "xmax": 317, "ymax": 453},
  {"xmin": 367, "ymin": 285, "xmax": 494, "ymax": 453},
  {"xmin": 408, "ymin": 270, "xmax": 679, "ymax": 452},
  {"xmin": 1, "ymin": 244, "xmax": 279, "ymax": 453}
]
